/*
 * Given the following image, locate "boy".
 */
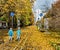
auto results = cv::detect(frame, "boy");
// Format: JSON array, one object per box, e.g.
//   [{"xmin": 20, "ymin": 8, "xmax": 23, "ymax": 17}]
[
  {"xmin": 8, "ymin": 28, "xmax": 13, "ymax": 41},
  {"xmin": 16, "ymin": 27, "xmax": 21, "ymax": 41}
]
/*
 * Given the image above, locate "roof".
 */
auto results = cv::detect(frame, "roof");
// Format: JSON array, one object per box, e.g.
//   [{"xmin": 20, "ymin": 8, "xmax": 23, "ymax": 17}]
[{"xmin": 0, "ymin": 21, "xmax": 6, "ymax": 23}]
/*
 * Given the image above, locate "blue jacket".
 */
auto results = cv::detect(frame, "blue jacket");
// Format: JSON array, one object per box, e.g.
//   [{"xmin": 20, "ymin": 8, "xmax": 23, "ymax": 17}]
[
  {"xmin": 17, "ymin": 30, "xmax": 21, "ymax": 36},
  {"xmin": 8, "ymin": 30, "xmax": 13, "ymax": 36}
]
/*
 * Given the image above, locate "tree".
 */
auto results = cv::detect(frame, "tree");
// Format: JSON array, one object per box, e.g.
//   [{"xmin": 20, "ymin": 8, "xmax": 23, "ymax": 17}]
[
  {"xmin": 44, "ymin": 0, "xmax": 60, "ymax": 31},
  {"xmin": 0, "ymin": 0, "xmax": 34, "ymax": 27}
]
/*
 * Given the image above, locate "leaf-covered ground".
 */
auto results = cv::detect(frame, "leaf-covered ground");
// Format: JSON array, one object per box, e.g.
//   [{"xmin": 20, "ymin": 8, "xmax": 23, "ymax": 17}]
[{"xmin": 0, "ymin": 25, "xmax": 60, "ymax": 50}]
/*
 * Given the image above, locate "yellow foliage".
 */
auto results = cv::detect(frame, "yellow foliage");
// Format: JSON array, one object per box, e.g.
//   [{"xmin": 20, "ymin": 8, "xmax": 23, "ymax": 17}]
[{"xmin": 0, "ymin": 26, "xmax": 59, "ymax": 50}]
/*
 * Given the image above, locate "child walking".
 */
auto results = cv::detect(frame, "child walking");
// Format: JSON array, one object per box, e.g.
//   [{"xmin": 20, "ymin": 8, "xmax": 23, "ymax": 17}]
[
  {"xmin": 8, "ymin": 28, "xmax": 14, "ymax": 41},
  {"xmin": 16, "ymin": 27, "xmax": 21, "ymax": 41}
]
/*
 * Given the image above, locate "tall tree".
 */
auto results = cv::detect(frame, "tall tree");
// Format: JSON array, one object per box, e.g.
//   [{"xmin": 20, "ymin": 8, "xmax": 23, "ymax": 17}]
[
  {"xmin": 0, "ymin": 0, "xmax": 34, "ymax": 27},
  {"xmin": 44, "ymin": 0, "xmax": 60, "ymax": 31}
]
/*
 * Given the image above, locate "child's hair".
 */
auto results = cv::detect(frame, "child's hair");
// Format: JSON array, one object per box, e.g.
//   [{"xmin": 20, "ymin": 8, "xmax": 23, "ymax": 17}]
[
  {"xmin": 18, "ymin": 27, "xmax": 20, "ymax": 29},
  {"xmin": 10, "ymin": 28, "xmax": 12, "ymax": 30}
]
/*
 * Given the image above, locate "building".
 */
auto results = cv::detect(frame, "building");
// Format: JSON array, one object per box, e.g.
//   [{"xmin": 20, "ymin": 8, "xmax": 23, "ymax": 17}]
[
  {"xmin": 0, "ymin": 21, "xmax": 8, "ymax": 29},
  {"xmin": 33, "ymin": 9, "xmax": 46, "ymax": 24}
]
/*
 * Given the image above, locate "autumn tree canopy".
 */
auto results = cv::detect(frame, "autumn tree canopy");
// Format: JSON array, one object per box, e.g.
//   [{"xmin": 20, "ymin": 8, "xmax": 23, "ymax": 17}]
[
  {"xmin": 0, "ymin": 0, "xmax": 34, "ymax": 27},
  {"xmin": 44, "ymin": 0, "xmax": 60, "ymax": 31}
]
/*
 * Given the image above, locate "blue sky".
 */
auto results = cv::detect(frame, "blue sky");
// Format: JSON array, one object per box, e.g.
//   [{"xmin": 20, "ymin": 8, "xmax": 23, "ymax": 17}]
[{"xmin": 33, "ymin": 0, "xmax": 57, "ymax": 12}]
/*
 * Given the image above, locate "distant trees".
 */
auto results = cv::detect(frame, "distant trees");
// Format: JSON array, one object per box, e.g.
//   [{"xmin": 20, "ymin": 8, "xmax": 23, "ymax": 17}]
[
  {"xmin": 36, "ymin": 0, "xmax": 60, "ymax": 31},
  {"xmin": 44, "ymin": 0, "xmax": 60, "ymax": 31},
  {"xmin": 0, "ymin": 0, "xmax": 34, "ymax": 27}
]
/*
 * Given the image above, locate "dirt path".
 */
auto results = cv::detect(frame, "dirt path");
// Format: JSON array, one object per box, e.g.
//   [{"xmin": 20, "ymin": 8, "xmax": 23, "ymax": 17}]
[
  {"xmin": 23, "ymin": 25, "xmax": 55, "ymax": 50},
  {"xmin": 0, "ymin": 25, "xmax": 59, "ymax": 50}
]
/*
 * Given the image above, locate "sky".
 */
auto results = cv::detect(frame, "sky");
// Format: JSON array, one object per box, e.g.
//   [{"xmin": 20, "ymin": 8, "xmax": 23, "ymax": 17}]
[
  {"xmin": 33, "ymin": 0, "xmax": 57, "ymax": 23},
  {"xmin": 33, "ymin": 0, "xmax": 57, "ymax": 12}
]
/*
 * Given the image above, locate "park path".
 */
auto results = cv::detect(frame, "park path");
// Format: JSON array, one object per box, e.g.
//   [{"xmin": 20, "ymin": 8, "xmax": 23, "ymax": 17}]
[
  {"xmin": 23, "ymin": 25, "xmax": 55, "ymax": 50},
  {"xmin": 0, "ymin": 25, "xmax": 59, "ymax": 50}
]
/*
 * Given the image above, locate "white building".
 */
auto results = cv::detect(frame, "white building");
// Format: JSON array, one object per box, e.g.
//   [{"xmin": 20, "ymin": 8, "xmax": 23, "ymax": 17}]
[{"xmin": 33, "ymin": 9, "xmax": 46, "ymax": 24}]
